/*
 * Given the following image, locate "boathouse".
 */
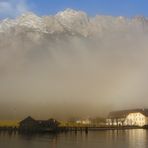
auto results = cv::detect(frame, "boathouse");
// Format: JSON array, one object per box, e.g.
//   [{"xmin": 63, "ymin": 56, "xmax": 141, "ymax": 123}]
[{"xmin": 19, "ymin": 116, "xmax": 60, "ymax": 132}]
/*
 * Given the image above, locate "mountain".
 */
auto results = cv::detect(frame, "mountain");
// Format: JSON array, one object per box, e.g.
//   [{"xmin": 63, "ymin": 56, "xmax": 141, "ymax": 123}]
[{"xmin": 0, "ymin": 9, "xmax": 148, "ymax": 36}]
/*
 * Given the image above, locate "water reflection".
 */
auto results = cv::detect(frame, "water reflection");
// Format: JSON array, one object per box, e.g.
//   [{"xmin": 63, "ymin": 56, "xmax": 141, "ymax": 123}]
[
  {"xmin": 0, "ymin": 129, "xmax": 148, "ymax": 148},
  {"xmin": 128, "ymin": 129, "xmax": 148, "ymax": 148}
]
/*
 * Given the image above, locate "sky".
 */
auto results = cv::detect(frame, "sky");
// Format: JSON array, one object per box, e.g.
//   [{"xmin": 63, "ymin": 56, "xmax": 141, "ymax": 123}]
[{"xmin": 0, "ymin": 0, "xmax": 148, "ymax": 19}]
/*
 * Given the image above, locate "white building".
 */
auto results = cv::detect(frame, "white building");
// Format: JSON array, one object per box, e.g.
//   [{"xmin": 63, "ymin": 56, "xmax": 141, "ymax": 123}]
[
  {"xmin": 106, "ymin": 109, "xmax": 148, "ymax": 127},
  {"xmin": 76, "ymin": 118, "xmax": 91, "ymax": 125}
]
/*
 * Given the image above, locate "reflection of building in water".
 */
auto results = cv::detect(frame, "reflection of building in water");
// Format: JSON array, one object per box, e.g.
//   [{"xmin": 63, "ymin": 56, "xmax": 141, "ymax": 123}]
[
  {"xmin": 19, "ymin": 116, "xmax": 59, "ymax": 131},
  {"xmin": 106, "ymin": 109, "xmax": 148, "ymax": 127}
]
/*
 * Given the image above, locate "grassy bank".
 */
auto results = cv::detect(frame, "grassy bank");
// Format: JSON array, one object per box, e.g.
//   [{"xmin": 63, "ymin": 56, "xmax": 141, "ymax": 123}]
[{"xmin": 0, "ymin": 121, "xmax": 19, "ymax": 127}]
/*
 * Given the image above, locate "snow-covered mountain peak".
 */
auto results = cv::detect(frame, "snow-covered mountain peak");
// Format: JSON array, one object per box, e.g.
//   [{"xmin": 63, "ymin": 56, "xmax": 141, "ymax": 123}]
[
  {"xmin": 18, "ymin": 12, "xmax": 38, "ymax": 19},
  {"xmin": 0, "ymin": 10, "xmax": 148, "ymax": 36},
  {"xmin": 0, "ymin": 18, "xmax": 17, "ymax": 33},
  {"xmin": 133, "ymin": 16, "xmax": 146, "ymax": 21},
  {"xmin": 56, "ymin": 8, "xmax": 84, "ymax": 17},
  {"xmin": 56, "ymin": 9, "xmax": 88, "ymax": 25},
  {"xmin": 55, "ymin": 9, "xmax": 89, "ymax": 35},
  {"xmin": 15, "ymin": 12, "xmax": 47, "ymax": 32}
]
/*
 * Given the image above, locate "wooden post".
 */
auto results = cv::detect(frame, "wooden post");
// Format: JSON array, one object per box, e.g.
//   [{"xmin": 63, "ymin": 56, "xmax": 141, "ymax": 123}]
[{"xmin": 85, "ymin": 127, "xmax": 88, "ymax": 134}]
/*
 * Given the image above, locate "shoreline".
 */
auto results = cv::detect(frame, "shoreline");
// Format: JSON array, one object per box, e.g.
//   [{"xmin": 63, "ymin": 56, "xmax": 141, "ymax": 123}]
[{"xmin": 0, "ymin": 125, "xmax": 147, "ymax": 134}]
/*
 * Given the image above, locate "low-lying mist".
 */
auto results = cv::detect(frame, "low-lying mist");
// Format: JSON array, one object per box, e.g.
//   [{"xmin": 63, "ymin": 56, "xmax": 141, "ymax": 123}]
[{"xmin": 0, "ymin": 9, "xmax": 148, "ymax": 120}]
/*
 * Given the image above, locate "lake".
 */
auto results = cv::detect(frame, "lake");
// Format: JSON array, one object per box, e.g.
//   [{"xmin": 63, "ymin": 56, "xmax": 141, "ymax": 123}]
[{"xmin": 0, "ymin": 129, "xmax": 148, "ymax": 148}]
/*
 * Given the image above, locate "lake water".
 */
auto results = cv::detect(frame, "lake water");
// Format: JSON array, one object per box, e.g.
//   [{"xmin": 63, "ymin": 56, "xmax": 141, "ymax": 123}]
[{"xmin": 0, "ymin": 129, "xmax": 148, "ymax": 148}]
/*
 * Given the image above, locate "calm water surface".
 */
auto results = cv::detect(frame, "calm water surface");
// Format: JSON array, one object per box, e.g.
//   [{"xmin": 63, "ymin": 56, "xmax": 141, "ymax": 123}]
[{"xmin": 0, "ymin": 129, "xmax": 148, "ymax": 148}]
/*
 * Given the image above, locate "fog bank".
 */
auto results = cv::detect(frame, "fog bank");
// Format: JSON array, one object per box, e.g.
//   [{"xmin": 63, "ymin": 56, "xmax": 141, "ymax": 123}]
[{"xmin": 0, "ymin": 9, "xmax": 148, "ymax": 119}]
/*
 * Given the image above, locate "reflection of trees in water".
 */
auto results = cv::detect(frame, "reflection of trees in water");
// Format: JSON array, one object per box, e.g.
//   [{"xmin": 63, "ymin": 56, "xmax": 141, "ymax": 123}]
[{"xmin": 0, "ymin": 130, "xmax": 17, "ymax": 139}]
